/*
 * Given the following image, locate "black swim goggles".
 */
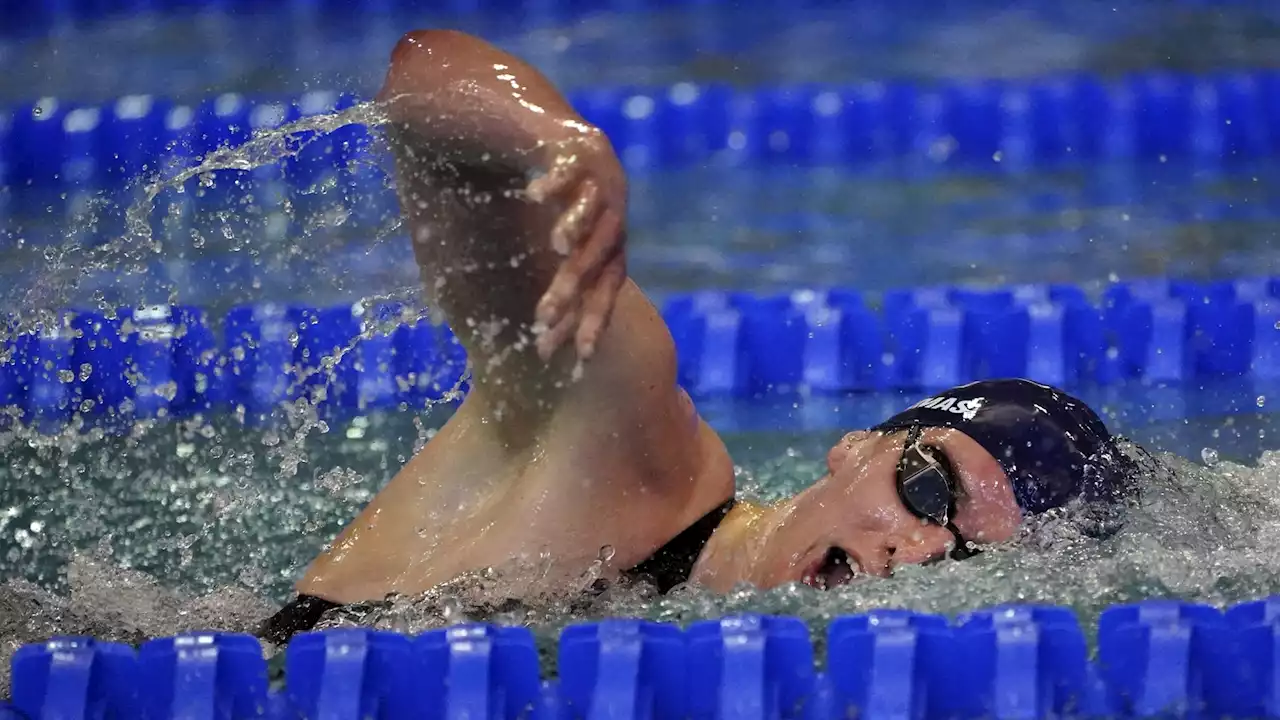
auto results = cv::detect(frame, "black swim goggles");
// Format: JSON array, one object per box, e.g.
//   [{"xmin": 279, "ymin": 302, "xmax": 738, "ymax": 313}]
[{"xmin": 895, "ymin": 424, "xmax": 980, "ymax": 561}]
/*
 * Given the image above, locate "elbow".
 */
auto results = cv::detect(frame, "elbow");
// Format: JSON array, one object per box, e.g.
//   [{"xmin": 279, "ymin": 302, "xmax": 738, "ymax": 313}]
[
  {"xmin": 381, "ymin": 30, "xmax": 471, "ymax": 96},
  {"xmin": 378, "ymin": 32, "xmax": 462, "ymax": 116},
  {"xmin": 379, "ymin": 29, "xmax": 513, "ymax": 108},
  {"xmin": 377, "ymin": 31, "xmax": 545, "ymax": 165},
  {"xmin": 376, "ymin": 29, "xmax": 621, "ymax": 188}
]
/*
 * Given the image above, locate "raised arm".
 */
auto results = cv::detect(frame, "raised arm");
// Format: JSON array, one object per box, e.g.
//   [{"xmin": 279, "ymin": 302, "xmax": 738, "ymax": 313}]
[
  {"xmin": 378, "ymin": 31, "xmax": 627, "ymax": 411},
  {"xmin": 280, "ymin": 31, "xmax": 734, "ymax": 611}
]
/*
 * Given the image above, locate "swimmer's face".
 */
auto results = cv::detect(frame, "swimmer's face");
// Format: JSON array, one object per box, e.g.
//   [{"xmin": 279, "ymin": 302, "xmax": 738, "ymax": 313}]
[{"xmin": 750, "ymin": 428, "xmax": 1022, "ymax": 589}]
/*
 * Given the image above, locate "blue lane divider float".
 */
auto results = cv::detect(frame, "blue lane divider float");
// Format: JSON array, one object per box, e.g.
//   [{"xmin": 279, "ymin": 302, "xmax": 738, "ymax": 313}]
[
  {"xmin": 15, "ymin": 596, "xmax": 1280, "ymax": 718},
  {"xmin": 4, "ymin": 276, "xmax": 1280, "ymax": 430},
  {"xmin": 6, "ymin": 71, "xmax": 1280, "ymax": 196},
  {"xmin": 664, "ymin": 277, "xmax": 1280, "ymax": 397},
  {"xmin": 2, "ymin": 91, "xmax": 383, "ymax": 218}
]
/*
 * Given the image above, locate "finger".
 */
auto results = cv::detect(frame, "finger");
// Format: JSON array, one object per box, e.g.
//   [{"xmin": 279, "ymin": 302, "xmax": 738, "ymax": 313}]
[
  {"xmin": 536, "ymin": 300, "xmax": 581, "ymax": 362},
  {"xmin": 535, "ymin": 207, "xmax": 620, "ymax": 327},
  {"xmin": 525, "ymin": 170, "xmax": 566, "ymax": 204},
  {"xmin": 575, "ymin": 250, "xmax": 626, "ymax": 360},
  {"xmin": 536, "ymin": 207, "xmax": 623, "ymax": 328},
  {"xmin": 526, "ymin": 158, "xmax": 578, "ymax": 204},
  {"xmin": 549, "ymin": 178, "xmax": 601, "ymax": 256}
]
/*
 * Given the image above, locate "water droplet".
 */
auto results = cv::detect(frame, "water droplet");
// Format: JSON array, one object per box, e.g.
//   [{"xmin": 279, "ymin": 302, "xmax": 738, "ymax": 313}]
[
  {"xmin": 440, "ymin": 597, "xmax": 464, "ymax": 623},
  {"xmin": 153, "ymin": 381, "xmax": 178, "ymax": 402},
  {"xmin": 1201, "ymin": 447, "xmax": 1219, "ymax": 466},
  {"xmin": 1258, "ymin": 396, "xmax": 1267, "ymax": 408},
  {"xmin": 238, "ymin": 565, "xmax": 265, "ymax": 588}
]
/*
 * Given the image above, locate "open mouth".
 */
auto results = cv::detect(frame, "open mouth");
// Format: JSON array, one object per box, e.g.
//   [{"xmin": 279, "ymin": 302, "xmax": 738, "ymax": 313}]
[{"xmin": 801, "ymin": 546, "xmax": 861, "ymax": 590}]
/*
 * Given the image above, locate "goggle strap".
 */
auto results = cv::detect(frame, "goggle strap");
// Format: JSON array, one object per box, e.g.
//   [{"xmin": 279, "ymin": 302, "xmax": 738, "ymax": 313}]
[{"xmin": 947, "ymin": 521, "xmax": 981, "ymax": 560}]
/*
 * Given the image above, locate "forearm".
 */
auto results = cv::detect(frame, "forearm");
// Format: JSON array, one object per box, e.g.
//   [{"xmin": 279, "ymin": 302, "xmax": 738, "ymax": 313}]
[{"xmin": 377, "ymin": 30, "xmax": 626, "ymax": 392}]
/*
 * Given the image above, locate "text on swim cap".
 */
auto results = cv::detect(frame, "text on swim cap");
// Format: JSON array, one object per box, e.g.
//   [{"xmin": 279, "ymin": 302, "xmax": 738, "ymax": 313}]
[{"xmin": 911, "ymin": 395, "xmax": 986, "ymax": 421}]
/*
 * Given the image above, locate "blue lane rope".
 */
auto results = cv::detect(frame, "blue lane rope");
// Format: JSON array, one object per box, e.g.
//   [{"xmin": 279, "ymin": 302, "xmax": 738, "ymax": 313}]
[
  {"xmin": 4, "ymin": 71, "xmax": 1280, "ymax": 197},
  {"xmin": 10, "ymin": 597, "xmax": 1280, "ymax": 719},
  {"xmin": 2, "ymin": 277, "xmax": 1278, "ymax": 431}
]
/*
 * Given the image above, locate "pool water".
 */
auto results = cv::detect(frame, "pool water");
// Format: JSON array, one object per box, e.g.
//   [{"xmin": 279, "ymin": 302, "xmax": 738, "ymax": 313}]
[
  {"xmin": 4, "ymin": 388, "xmax": 1280, "ymax": 683},
  {"xmin": 6, "ymin": 161, "xmax": 1280, "ymax": 318},
  {"xmin": 6, "ymin": 0, "xmax": 1280, "ymax": 696}
]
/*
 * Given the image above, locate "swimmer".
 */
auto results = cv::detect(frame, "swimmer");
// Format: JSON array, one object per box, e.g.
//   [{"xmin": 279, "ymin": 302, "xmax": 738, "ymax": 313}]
[{"xmin": 259, "ymin": 30, "xmax": 1139, "ymax": 643}]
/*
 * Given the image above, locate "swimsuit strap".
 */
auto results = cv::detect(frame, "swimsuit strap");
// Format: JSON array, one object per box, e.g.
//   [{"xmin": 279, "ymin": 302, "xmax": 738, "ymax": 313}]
[
  {"xmin": 258, "ymin": 593, "xmax": 342, "ymax": 645},
  {"xmin": 258, "ymin": 497, "xmax": 738, "ymax": 645},
  {"xmin": 623, "ymin": 496, "xmax": 736, "ymax": 593}
]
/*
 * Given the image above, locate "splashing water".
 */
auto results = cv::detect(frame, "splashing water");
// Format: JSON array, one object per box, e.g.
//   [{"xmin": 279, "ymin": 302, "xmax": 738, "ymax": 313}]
[
  {"xmin": 2, "ymin": 95, "xmax": 1280, "ymax": 697},
  {"xmin": 5, "ymin": 429, "xmax": 1280, "ymax": 689},
  {"xmin": 0, "ymin": 100, "xmax": 474, "ymax": 690},
  {"xmin": 2, "ymin": 99, "xmax": 415, "ymax": 333}
]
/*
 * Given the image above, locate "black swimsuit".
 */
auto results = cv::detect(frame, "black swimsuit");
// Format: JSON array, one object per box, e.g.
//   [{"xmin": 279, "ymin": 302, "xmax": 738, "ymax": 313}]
[{"xmin": 258, "ymin": 497, "xmax": 736, "ymax": 645}]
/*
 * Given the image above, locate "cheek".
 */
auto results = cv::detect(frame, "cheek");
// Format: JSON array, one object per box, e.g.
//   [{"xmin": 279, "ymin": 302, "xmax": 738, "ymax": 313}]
[
  {"xmin": 956, "ymin": 460, "xmax": 1022, "ymax": 543},
  {"xmin": 755, "ymin": 524, "xmax": 810, "ymax": 584},
  {"xmin": 961, "ymin": 500, "xmax": 1022, "ymax": 543},
  {"xmin": 766, "ymin": 493, "xmax": 837, "ymax": 563}
]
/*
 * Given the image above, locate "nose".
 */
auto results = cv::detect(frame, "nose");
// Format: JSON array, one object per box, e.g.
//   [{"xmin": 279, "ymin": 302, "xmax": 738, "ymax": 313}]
[
  {"xmin": 821, "ymin": 432, "xmax": 961, "ymax": 576},
  {"xmin": 844, "ymin": 486, "xmax": 959, "ymax": 574},
  {"xmin": 833, "ymin": 500, "xmax": 958, "ymax": 577},
  {"xmin": 850, "ymin": 521, "xmax": 956, "ymax": 577}
]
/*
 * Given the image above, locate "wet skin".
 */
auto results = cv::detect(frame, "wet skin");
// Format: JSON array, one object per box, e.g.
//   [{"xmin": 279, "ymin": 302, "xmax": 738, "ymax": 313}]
[
  {"xmin": 691, "ymin": 428, "xmax": 1022, "ymax": 591},
  {"xmin": 296, "ymin": 30, "xmax": 1020, "ymax": 604}
]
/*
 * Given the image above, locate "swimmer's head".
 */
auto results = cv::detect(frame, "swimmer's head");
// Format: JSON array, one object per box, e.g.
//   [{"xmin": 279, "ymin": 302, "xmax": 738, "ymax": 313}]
[
  {"xmin": 870, "ymin": 379, "xmax": 1136, "ymax": 512},
  {"xmin": 744, "ymin": 379, "xmax": 1136, "ymax": 590}
]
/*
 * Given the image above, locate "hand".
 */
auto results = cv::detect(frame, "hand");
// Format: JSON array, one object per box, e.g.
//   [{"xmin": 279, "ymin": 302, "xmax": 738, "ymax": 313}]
[{"xmin": 527, "ymin": 137, "xmax": 627, "ymax": 363}]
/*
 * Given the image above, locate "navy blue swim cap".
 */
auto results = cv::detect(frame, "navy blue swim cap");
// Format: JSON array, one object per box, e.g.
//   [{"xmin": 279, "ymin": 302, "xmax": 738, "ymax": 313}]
[{"xmin": 872, "ymin": 379, "xmax": 1135, "ymax": 514}]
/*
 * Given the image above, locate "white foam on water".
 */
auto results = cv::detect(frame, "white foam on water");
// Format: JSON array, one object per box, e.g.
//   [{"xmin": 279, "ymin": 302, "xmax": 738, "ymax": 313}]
[
  {"xmin": 300, "ymin": 445, "xmax": 1280, "ymax": 637},
  {"xmin": 7, "ymin": 439, "xmax": 1272, "ymax": 690}
]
